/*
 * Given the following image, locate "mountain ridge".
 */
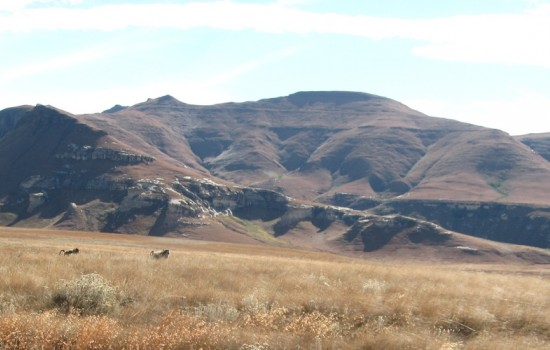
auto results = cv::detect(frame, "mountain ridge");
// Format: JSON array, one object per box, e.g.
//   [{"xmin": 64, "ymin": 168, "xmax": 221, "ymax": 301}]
[{"xmin": 1, "ymin": 91, "xmax": 550, "ymax": 262}]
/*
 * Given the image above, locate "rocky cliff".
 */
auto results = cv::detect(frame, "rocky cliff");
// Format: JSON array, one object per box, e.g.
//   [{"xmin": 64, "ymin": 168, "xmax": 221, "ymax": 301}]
[
  {"xmin": 55, "ymin": 144, "xmax": 155, "ymax": 164},
  {"xmin": 325, "ymin": 194, "xmax": 550, "ymax": 248}
]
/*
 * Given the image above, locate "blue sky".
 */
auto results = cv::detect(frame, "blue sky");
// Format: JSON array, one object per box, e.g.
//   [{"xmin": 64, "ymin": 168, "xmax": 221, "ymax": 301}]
[{"xmin": 1, "ymin": 0, "xmax": 549, "ymax": 135}]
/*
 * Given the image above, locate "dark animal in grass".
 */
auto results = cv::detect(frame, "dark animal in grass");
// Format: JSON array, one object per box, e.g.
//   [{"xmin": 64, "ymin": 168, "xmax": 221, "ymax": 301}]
[
  {"xmin": 59, "ymin": 248, "xmax": 80, "ymax": 256},
  {"xmin": 150, "ymin": 249, "xmax": 170, "ymax": 259}
]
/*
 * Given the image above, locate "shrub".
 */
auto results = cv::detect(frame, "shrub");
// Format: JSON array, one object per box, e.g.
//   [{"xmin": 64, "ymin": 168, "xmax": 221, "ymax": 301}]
[
  {"xmin": 52, "ymin": 273, "xmax": 118, "ymax": 315},
  {"xmin": 0, "ymin": 295, "xmax": 15, "ymax": 313}
]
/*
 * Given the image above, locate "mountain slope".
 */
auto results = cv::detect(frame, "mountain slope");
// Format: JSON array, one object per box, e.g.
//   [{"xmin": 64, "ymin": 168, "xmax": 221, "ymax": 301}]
[
  {"xmin": 83, "ymin": 92, "xmax": 550, "ymax": 204},
  {"xmin": 404, "ymin": 129, "xmax": 550, "ymax": 203},
  {"xmin": 0, "ymin": 105, "xmax": 109, "ymax": 194},
  {"xmin": 1, "ymin": 92, "xmax": 550, "ymax": 261},
  {"xmin": 516, "ymin": 133, "xmax": 550, "ymax": 162}
]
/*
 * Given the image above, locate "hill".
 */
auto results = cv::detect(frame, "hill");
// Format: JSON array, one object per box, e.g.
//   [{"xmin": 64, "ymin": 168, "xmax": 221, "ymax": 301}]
[
  {"xmin": 81, "ymin": 92, "xmax": 550, "ymax": 204},
  {"xmin": 1, "ymin": 91, "xmax": 550, "ymax": 260}
]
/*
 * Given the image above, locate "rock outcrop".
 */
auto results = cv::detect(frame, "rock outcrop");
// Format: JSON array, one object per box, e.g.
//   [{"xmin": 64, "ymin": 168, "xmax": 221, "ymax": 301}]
[
  {"xmin": 325, "ymin": 193, "xmax": 550, "ymax": 248},
  {"xmin": 27, "ymin": 192, "xmax": 47, "ymax": 213},
  {"xmin": 55, "ymin": 144, "xmax": 154, "ymax": 164}
]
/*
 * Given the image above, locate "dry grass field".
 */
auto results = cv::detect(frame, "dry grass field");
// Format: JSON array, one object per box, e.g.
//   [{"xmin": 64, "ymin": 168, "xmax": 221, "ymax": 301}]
[{"xmin": 0, "ymin": 227, "xmax": 549, "ymax": 349}]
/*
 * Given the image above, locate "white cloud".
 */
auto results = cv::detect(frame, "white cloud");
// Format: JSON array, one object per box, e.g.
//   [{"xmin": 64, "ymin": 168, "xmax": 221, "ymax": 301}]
[
  {"xmin": 0, "ymin": 1, "xmax": 40, "ymax": 12},
  {"xmin": 523, "ymin": 0, "xmax": 544, "ymax": 8},
  {"xmin": 1, "ymin": 1, "xmax": 549, "ymax": 68},
  {"xmin": 409, "ymin": 7, "xmax": 550, "ymax": 67},
  {"xmin": 275, "ymin": 0, "xmax": 310, "ymax": 6}
]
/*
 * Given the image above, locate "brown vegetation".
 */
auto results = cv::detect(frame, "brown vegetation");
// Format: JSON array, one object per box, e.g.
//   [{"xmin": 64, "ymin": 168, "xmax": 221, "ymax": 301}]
[{"xmin": 0, "ymin": 227, "xmax": 549, "ymax": 349}]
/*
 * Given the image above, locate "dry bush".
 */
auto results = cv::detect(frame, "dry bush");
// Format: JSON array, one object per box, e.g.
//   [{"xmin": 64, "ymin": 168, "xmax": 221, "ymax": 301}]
[
  {"xmin": 0, "ymin": 311, "xmax": 122, "ymax": 349},
  {"xmin": 52, "ymin": 273, "xmax": 119, "ymax": 315}
]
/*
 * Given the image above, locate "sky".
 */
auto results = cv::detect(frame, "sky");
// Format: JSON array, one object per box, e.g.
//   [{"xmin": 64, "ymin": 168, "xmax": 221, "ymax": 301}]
[{"xmin": 1, "ymin": 0, "xmax": 549, "ymax": 135}]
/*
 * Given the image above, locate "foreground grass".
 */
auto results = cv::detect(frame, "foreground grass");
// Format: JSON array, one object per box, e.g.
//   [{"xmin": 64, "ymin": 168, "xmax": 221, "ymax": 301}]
[{"xmin": 0, "ymin": 228, "xmax": 549, "ymax": 349}]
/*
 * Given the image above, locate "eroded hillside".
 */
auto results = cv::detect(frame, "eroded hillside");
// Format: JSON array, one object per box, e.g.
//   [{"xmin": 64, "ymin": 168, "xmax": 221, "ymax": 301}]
[{"xmin": 1, "ymin": 92, "xmax": 550, "ymax": 259}]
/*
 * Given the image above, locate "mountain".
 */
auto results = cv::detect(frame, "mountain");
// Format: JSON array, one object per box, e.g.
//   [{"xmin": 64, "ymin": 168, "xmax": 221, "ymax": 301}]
[
  {"xmin": 1, "ymin": 92, "xmax": 549, "ymax": 263},
  {"xmin": 80, "ymin": 92, "xmax": 550, "ymax": 204}
]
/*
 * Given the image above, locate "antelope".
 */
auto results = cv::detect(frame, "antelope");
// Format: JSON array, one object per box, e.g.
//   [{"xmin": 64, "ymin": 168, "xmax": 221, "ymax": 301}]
[
  {"xmin": 59, "ymin": 248, "xmax": 79, "ymax": 256},
  {"xmin": 150, "ymin": 249, "xmax": 170, "ymax": 259}
]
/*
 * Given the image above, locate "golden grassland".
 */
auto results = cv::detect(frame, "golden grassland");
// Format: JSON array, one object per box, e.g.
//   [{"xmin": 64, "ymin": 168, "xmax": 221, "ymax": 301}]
[{"xmin": 0, "ymin": 227, "xmax": 549, "ymax": 349}]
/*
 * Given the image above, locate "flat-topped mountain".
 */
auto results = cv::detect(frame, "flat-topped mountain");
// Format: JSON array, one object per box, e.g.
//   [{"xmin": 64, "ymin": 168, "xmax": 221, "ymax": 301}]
[
  {"xmin": 81, "ymin": 91, "xmax": 550, "ymax": 204},
  {"xmin": 1, "ymin": 92, "xmax": 550, "ymax": 262}
]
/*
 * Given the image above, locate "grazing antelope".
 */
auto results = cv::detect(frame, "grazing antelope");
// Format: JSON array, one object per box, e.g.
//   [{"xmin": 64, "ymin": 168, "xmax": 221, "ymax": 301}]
[
  {"xmin": 150, "ymin": 249, "xmax": 170, "ymax": 259},
  {"xmin": 59, "ymin": 248, "xmax": 80, "ymax": 256}
]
